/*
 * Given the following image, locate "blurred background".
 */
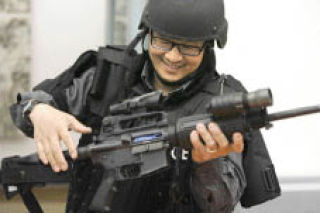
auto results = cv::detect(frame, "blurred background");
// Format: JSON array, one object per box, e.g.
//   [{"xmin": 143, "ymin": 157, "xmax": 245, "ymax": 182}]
[{"xmin": 0, "ymin": 0, "xmax": 319, "ymax": 212}]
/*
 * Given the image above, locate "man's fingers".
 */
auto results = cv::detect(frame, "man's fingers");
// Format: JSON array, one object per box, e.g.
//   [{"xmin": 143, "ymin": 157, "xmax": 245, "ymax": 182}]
[
  {"xmin": 190, "ymin": 130, "xmax": 205, "ymax": 152},
  {"xmin": 219, "ymin": 132, "xmax": 244, "ymax": 155},
  {"xmin": 232, "ymin": 132, "xmax": 244, "ymax": 153},
  {"xmin": 48, "ymin": 136, "xmax": 67, "ymax": 172},
  {"xmin": 60, "ymin": 130, "xmax": 77, "ymax": 159},
  {"xmin": 209, "ymin": 123, "xmax": 229, "ymax": 151},
  {"xmin": 196, "ymin": 123, "xmax": 217, "ymax": 151},
  {"xmin": 35, "ymin": 140, "xmax": 48, "ymax": 165},
  {"xmin": 47, "ymin": 152, "xmax": 59, "ymax": 172},
  {"xmin": 36, "ymin": 141, "xmax": 48, "ymax": 164},
  {"xmin": 55, "ymin": 150, "xmax": 69, "ymax": 171},
  {"xmin": 43, "ymin": 140, "xmax": 59, "ymax": 172},
  {"xmin": 68, "ymin": 116, "xmax": 92, "ymax": 134},
  {"xmin": 191, "ymin": 123, "xmax": 245, "ymax": 163},
  {"xmin": 34, "ymin": 129, "xmax": 48, "ymax": 165}
]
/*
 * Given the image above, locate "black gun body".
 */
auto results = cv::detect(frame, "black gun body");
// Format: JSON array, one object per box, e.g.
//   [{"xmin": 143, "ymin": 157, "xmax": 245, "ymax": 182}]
[
  {"xmin": 171, "ymin": 110, "xmax": 268, "ymax": 149},
  {"xmin": 4, "ymin": 89, "xmax": 320, "ymax": 213},
  {"xmin": 85, "ymin": 141, "xmax": 169, "ymax": 211},
  {"xmin": 78, "ymin": 112, "xmax": 170, "ymax": 212}
]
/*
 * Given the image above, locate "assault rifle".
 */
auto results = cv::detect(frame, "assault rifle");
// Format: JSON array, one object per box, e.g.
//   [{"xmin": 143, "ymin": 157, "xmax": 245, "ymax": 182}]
[{"xmin": 1, "ymin": 89, "xmax": 320, "ymax": 213}]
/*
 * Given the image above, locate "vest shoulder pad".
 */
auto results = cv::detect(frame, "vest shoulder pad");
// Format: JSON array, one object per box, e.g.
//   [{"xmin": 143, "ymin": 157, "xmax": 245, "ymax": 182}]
[
  {"xmin": 89, "ymin": 45, "xmax": 145, "ymax": 116},
  {"xmin": 223, "ymin": 74, "xmax": 248, "ymax": 93},
  {"xmin": 97, "ymin": 45, "xmax": 128, "ymax": 66},
  {"xmin": 201, "ymin": 73, "xmax": 248, "ymax": 97},
  {"xmin": 90, "ymin": 45, "xmax": 143, "ymax": 99}
]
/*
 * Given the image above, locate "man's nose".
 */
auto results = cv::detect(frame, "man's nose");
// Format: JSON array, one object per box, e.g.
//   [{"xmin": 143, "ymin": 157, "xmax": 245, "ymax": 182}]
[{"xmin": 164, "ymin": 46, "xmax": 183, "ymax": 63}]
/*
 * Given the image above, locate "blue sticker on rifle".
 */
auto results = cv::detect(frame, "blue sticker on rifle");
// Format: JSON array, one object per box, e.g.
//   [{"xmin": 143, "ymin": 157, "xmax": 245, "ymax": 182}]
[{"xmin": 133, "ymin": 133, "xmax": 162, "ymax": 143}]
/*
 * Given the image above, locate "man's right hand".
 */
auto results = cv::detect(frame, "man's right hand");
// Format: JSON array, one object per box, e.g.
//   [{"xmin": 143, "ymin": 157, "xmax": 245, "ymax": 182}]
[{"xmin": 29, "ymin": 103, "xmax": 92, "ymax": 172}]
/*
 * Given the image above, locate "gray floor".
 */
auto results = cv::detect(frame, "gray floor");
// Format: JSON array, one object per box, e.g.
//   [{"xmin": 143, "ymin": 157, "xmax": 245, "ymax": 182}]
[
  {"xmin": 0, "ymin": 185, "xmax": 319, "ymax": 212},
  {"xmin": 235, "ymin": 190, "xmax": 320, "ymax": 213}
]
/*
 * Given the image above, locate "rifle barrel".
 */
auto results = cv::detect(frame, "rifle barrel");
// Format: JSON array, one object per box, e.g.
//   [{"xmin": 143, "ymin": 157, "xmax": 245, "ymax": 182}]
[{"xmin": 268, "ymin": 105, "xmax": 320, "ymax": 122}]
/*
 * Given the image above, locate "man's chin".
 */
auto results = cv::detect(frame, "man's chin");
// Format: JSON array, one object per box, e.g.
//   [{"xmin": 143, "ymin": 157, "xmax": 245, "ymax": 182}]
[{"xmin": 156, "ymin": 71, "xmax": 181, "ymax": 83}]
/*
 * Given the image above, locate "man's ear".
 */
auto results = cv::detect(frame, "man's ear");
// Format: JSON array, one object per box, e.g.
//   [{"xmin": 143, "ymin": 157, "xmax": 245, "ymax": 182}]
[{"xmin": 142, "ymin": 34, "xmax": 150, "ymax": 52}]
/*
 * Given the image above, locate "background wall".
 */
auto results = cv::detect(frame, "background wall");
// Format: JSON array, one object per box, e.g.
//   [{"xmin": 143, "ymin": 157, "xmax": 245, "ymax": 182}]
[
  {"xmin": 219, "ymin": 0, "xmax": 320, "ymax": 179},
  {"xmin": 0, "ymin": 0, "xmax": 319, "ymax": 212},
  {"xmin": 221, "ymin": 1, "xmax": 320, "ymax": 211},
  {"xmin": 0, "ymin": 0, "xmax": 30, "ymax": 139},
  {"xmin": 0, "ymin": 0, "xmax": 110, "ymax": 166},
  {"xmin": 31, "ymin": 0, "xmax": 108, "ymax": 86}
]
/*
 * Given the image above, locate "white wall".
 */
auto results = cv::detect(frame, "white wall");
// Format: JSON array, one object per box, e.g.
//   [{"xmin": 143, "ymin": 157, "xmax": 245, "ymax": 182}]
[
  {"xmin": 126, "ymin": 0, "xmax": 147, "ymax": 43},
  {"xmin": 0, "ymin": 0, "xmax": 109, "ymax": 161},
  {"xmin": 217, "ymin": 0, "xmax": 320, "ymax": 178},
  {"xmin": 31, "ymin": 0, "xmax": 108, "ymax": 86}
]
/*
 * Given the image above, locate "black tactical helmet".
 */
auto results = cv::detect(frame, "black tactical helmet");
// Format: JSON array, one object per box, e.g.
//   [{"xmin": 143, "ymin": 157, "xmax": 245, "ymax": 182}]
[{"xmin": 139, "ymin": 0, "xmax": 228, "ymax": 48}]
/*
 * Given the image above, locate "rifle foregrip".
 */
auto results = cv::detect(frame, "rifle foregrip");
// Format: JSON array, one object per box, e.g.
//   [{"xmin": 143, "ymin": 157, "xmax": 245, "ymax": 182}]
[
  {"xmin": 216, "ymin": 118, "xmax": 246, "ymax": 142},
  {"xmin": 77, "ymin": 146, "xmax": 91, "ymax": 160},
  {"xmin": 89, "ymin": 170, "xmax": 116, "ymax": 212},
  {"xmin": 173, "ymin": 114, "xmax": 212, "ymax": 149},
  {"xmin": 173, "ymin": 114, "xmax": 246, "ymax": 148}
]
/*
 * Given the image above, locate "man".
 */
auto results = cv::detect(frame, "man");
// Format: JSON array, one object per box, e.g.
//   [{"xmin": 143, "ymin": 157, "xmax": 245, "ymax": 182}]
[{"xmin": 10, "ymin": 0, "xmax": 280, "ymax": 212}]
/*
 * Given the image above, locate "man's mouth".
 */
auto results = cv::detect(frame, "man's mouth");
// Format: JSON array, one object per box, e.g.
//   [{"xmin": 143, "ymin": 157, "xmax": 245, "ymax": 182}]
[{"xmin": 162, "ymin": 61, "xmax": 184, "ymax": 73}]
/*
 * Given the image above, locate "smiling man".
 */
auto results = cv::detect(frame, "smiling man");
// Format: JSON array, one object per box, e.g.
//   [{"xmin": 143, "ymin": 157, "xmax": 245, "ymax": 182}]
[
  {"xmin": 150, "ymin": 32, "xmax": 205, "ymax": 81},
  {"xmin": 149, "ymin": 31, "xmax": 207, "ymax": 94},
  {"xmin": 10, "ymin": 0, "xmax": 280, "ymax": 212}
]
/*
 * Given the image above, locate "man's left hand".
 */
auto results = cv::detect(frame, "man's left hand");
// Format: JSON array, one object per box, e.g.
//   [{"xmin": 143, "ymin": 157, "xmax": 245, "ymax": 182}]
[{"xmin": 190, "ymin": 122, "xmax": 244, "ymax": 164}]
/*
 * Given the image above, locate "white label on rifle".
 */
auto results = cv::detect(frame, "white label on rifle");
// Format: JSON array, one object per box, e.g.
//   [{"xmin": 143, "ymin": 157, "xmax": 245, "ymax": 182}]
[
  {"xmin": 8, "ymin": 185, "xmax": 18, "ymax": 192},
  {"xmin": 171, "ymin": 147, "xmax": 189, "ymax": 161}
]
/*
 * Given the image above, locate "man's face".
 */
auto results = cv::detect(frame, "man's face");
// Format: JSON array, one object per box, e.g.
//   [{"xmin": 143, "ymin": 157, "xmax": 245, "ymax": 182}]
[{"xmin": 148, "ymin": 32, "xmax": 205, "ymax": 83}]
